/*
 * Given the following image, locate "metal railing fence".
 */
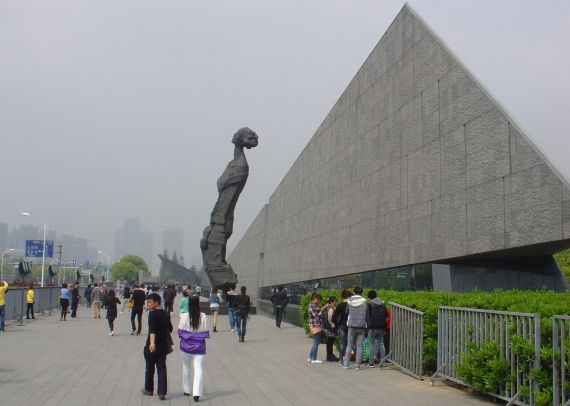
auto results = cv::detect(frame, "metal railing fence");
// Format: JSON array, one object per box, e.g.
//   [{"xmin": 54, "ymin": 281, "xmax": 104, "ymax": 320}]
[
  {"xmin": 384, "ymin": 302, "xmax": 424, "ymax": 379},
  {"xmin": 4, "ymin": 287, "xmax": 60, "ymax": 321},
  {"xmin": 553, "ymin": 315, "xmax": 570, "ymax": 406},
  {"xmin": 431, "ymin": 306, "xmax": 540, "ymax": 406}
]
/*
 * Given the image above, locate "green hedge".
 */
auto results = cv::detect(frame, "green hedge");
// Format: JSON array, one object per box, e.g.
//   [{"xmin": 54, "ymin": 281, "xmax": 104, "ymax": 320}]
[{"xmin": 300, "ymin": 289, "xmax": 570, "ymax": 405}]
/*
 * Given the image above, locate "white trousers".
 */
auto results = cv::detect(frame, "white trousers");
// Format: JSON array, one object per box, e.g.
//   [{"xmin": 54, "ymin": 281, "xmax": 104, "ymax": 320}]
[{"xmin": 181, "ymin": 352, "xmax": 204, "ymax": 396}]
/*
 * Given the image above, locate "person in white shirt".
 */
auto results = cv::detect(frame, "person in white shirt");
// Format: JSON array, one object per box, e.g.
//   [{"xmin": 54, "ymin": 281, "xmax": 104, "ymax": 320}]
[{"xmin": 178, "ymin": 295, "xmax": 210, "ymax": 402}]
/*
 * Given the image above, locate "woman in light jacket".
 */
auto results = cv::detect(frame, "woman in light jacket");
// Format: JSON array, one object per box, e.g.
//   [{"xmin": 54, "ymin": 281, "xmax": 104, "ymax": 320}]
[{"xmin": 178, "ymin": 294, "xmax": 210, "ymax": 402}]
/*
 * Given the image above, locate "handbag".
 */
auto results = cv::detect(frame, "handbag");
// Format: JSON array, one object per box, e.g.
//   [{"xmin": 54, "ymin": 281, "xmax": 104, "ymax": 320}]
[
  {"xmin": 310, "ymin": 326, "xmax": 323, "ymax": 335},
  {"xmin": 126, "ymin": 299, "xmax": 134, "ymax": 309}
]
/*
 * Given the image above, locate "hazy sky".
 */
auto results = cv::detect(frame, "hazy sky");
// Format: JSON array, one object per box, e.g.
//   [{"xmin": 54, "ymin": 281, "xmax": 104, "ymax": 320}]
[{"xmin": 1, "ymin": 0, "xmax": 569, "ymax": 268}]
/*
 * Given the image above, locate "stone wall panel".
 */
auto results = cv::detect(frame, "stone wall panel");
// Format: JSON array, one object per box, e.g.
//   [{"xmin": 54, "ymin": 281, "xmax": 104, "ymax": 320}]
[
  {"xmin": 466, "ymin": 108, "xmax": 510, "ymax": 188},
  {"xmin": 466, "ymin": 179, "xmax": 505, "ymax": 255}
]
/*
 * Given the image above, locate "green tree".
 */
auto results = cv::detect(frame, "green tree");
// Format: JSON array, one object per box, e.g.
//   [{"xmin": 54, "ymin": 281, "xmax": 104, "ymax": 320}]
[{"xmin": 112, "ymin": 255, "xmax": 150, "ymax": 283}]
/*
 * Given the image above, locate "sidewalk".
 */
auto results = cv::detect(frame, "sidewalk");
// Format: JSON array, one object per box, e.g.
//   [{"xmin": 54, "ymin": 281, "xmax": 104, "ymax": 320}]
[{"xmin": 0, "ymin": 305, "xmax": 492, "ymax": 405}]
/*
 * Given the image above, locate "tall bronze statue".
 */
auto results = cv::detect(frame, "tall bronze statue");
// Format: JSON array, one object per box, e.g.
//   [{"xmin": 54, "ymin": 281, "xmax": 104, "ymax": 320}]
[{"xmin": 201, "ymin": 127, "xmax": 259, "ymax": 290}]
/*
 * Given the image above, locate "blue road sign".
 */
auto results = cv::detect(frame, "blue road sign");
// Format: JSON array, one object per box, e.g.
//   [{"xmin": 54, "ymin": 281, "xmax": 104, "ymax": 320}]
[
  {"xmin": 84, "ymin": 260, "xmax": 90, "ymax": 268},
  {"xmin": 25, "ymin": 240, "xmax": 54, "ymax": 258}
]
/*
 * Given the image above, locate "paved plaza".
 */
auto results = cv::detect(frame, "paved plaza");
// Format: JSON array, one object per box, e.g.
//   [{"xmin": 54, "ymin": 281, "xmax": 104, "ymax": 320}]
[{"xmin": 0, "ymin": 305, "xmax": 492, "ymax": 406}]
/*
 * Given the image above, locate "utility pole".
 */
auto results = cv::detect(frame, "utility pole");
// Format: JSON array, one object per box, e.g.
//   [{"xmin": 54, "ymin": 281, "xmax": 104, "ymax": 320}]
[{"xmin": 56, "ymin": 244, "xmax": 63, "ymax": 285}]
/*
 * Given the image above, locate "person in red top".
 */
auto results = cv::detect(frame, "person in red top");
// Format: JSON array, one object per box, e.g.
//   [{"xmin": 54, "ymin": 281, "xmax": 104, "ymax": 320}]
[{"xmin": 384, "ymin": 306, "xmax": 391, "ymax": 358}]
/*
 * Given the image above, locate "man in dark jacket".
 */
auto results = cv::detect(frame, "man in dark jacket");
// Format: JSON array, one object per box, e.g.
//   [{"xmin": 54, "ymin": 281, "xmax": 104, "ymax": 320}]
[
  {"xmin": 84, "ymin": 284, "xmax": 92, "ymax": 308},
  {"xmin": 235, "ymin": 286, "xmax": 251, "ymax": 342},
  {"xmin": 163, "ymin": 285, "xmax": 175, "ymax": 314},
  {"xmin": 131, "ymin": 285, "xmax": 147, "ymax": 335},
  {"xmin": 332, "ymin": 289, "xmax": 352, "ymax": 364},
  {"xmin": 366, "ymin": 290, "xmax": 387, "ymax": 367},
  {"xmin": 70, "ymin": 282, "xmax": 80, "ymax": 318},
  {"xmin": 270, "ymin": 286, "xmax": 289, "ymax": 328},
  {"xmin": 141, "ymin": 293, "xmax": 173, "ymax": 401}
]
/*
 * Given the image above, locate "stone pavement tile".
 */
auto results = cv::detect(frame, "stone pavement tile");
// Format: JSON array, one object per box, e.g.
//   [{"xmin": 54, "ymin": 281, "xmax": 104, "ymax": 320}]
[{"xmin": 1, "ymin": 303, "xmax": 492, "ymax": 406}]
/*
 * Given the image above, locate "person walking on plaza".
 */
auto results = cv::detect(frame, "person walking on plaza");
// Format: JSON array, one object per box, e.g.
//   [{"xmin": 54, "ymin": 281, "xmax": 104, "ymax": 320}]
[
  {"xmin": 26, "ymin": 284, "xmax": 35, "ymax": 319},
  {"xmin": 84, "ymin": 284, "xmax": 93, "ymax": 309},
  {"xmin": 235, "ymin": 286, "xmax": 250, "ymax": 342},
  {"xmin": 141, "ymin": 293, "xmax": 173, "ymax": 401},
  {"xmin": 321, "ymin": 296, "xmax": 339, "ymax": 362},
  {"xmin": 209, "ymin": 288, "xmax": 222, "ymax": 332},
  {"xmin": 163, "ymin": 285, "xmax": 175, "ymax": 315},
  {"xmin": 60, "ymin": 283, "xmax": 70, "ymax": 321},
  {"xmin": 332, "ymin": 289, "xmax": 351, "ymax": 364},
  {"xmin": 91, "ymin": 283, "xmax": 102, "ymax": 318},
  {"xmin": 179, "ymin": 289, "xmax": 189, "ymax": 315},
  {"xmin": 121, "ymin": 283, "xmax": 131, "ymax": 313},
  {"xmin": 226, "ymin": 284, "xmax": 238, "ymax": 332},
  {"xmin": 366, "ymin": 290, "xmax": 387, "ymax": 367},
  {"xmin": 307, "ymin": 293, "xmax": 324, "ymax": 364},
  {"xmin": 178, "ymin": 294, "xmax": 210, "ymax": 402},
  {"xmin": 271, "ymin": 285, "xmax": 289, "ymax": 328},
  {"xmin": 105, "ymin": 289, "xmax": 121, "ymax": 336},
  {"xmin": 100, "ymin": 284, "xmax": 108, "ymax": 310},
  {"xmin": 70, "ymin": 282, "xmax": 81, "ymax": 318},
  {"xmin": 0, "ymin": 280, "xmax": 9, "ymax": 331},
  {"xmin": 343, "ymin": 286, "xmax": 368, "ymax": 370},
  {"xmin": 131, "ymin": 284, "xmax": 146, "ymax": 335}
]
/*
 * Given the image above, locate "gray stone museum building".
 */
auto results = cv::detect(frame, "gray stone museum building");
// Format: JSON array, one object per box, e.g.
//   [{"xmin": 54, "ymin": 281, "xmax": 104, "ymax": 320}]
[{"xmin": 228, "ymin": 4, "xmax": 570, "ymax": 301}]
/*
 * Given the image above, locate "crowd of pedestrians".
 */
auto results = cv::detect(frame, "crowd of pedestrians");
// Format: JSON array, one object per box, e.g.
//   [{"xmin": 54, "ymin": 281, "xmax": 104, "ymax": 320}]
[
  {"xmin": 307, "ymin": 286, "xmax": 390, "ymax": 369},
  {"xmin": 0, "ymin": 282, "xmax": 253, "ymax": 402}
]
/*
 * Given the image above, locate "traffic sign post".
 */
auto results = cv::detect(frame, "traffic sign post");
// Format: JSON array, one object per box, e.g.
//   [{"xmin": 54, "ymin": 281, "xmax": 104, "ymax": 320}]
[{"xmin": 25, "ymin": 240, "xmax": 53, "ymax": 258}]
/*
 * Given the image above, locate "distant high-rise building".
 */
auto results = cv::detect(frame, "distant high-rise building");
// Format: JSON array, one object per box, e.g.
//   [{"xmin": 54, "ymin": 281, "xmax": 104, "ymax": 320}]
[
  {"xmin": 9, "ymin": 225, "xmax": 41, "ymax": 251},
  {"xmin": 114, "ymin": 218, "xmax": 155, "ymax": 270},
  {"xmin": 140, "ymin": 231, "xmax": 154, "ymax": 272},
  {"xmin": 162, "ymin": 227, "xmax": 184, "ymax": 260},
  {"xmin": 59, "ymin": 234, "xmax": 90, "ymax": 266}
]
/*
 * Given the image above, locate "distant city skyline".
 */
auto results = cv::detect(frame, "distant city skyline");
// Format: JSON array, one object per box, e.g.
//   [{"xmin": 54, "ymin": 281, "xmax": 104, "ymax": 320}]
[
  {"xmin": 0, "ymin": 221, "xmax": 99, "ymax": 268},
  {"xmin": 1, "ymin": 218, "xmax": 202, "ymax": 277}
]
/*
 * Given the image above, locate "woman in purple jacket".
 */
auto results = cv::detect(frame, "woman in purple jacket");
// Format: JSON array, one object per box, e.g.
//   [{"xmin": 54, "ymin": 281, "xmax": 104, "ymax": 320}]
[{"xmin": 178, "ymin": 295, "xmax": 210, "ymax": 402}]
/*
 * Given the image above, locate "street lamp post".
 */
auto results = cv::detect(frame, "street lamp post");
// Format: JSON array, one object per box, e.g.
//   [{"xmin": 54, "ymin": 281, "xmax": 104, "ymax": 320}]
[
  {"xmin": 97, "ymin": 250, "xmax": 110, "ymax": 281},
  {"xmin": 21, "ymin": 212, "xmax": 47, "ymax": 287},
  {"xmin": 1, "ymin": 249, "xmax": 15, "ymax": 281}
]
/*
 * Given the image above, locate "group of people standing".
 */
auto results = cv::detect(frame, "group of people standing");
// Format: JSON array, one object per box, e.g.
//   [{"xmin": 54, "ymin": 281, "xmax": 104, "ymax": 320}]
[{"xmin": 308, "ymin": 286, "xmax": 389, "ymax": 369}]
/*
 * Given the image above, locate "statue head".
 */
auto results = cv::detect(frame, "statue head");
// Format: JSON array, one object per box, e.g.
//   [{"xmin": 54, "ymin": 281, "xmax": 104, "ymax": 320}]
[{"xmin": 232, "ymin": 127, "xmax": 259, "ymax": 149}]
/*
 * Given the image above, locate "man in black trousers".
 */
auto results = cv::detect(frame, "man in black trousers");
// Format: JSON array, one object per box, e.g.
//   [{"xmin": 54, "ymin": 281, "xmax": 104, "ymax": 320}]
[
  {"xmin": 70, "ymin": 282, "xmax": 80, "ymax": 318},
  {"xmin": 141, "ymin": 293, "xmax": 172, "ymax": 401},
  {"xmin": 130, "ymin": 285, "xmax": 146, "ymax": 335},
  {"xmin": 271, "ymin": 285, "xmax": 289, "ymax": 328}
]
